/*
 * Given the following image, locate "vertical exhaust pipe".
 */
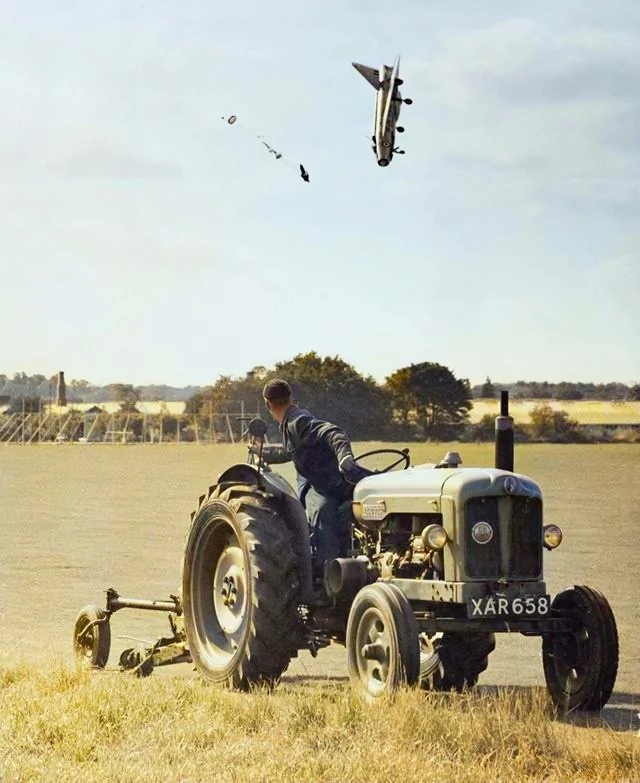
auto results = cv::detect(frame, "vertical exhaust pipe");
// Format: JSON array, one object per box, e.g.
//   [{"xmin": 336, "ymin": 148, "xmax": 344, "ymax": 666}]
[{"xmin": 495, "ymin": 390, "xmax": 514, "ymax": 471}]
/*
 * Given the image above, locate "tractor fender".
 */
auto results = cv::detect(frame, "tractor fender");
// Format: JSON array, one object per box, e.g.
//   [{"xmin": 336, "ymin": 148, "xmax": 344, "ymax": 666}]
[{"xmin": 216, "ymin": 463, "xmax": 314, "ymax": 604}]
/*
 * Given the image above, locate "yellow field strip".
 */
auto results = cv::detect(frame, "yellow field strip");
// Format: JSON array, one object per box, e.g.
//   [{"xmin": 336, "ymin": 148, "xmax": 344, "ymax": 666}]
[{"xmin": 471, "ymin": 399, "xmax": 640, "ymax": 425}]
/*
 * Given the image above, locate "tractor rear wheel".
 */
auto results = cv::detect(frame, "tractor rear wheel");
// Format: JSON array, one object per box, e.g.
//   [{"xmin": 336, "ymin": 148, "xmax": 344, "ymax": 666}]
[
  {"xmin": 542, "ymin": 585, "xmax": 618, "ymax": 711},
  {"xmin": 346, "ymin": 583, "xmax": 420, "ymax": 702},
  {"xmin": 182, "ymin": 488, "xmax": 300, "ymax": 689},
  {"xmin": 424, "ymin": 631, "xmax": 495, "ymax": 691}
]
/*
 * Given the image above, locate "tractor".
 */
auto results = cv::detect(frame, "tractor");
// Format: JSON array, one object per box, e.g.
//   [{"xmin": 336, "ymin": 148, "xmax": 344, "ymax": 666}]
[{"xmin": 73, "ymin": 392, "xmax": 618, "ymax": 709}]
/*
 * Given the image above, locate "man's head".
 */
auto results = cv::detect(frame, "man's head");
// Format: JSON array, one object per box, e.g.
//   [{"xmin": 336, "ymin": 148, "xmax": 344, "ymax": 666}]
[{"xmin": 262, "ymin": 378, "xmax": 293, "ymax": 422}]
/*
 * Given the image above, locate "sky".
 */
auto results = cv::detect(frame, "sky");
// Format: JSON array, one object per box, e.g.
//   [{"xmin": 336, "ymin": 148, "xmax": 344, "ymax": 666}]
[{"xmin": 1, "ymin": 0, "xmax": 638, "ymax": 388}]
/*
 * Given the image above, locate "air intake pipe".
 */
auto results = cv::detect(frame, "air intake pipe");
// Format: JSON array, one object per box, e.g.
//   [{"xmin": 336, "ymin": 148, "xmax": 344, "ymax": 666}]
[
  {"xmin": 495, "ymin": 390, "xmax": 514, "ymax": 471},
  {"xmin": 324, "ymin": 558, "xmax": 369, "ymax": 601}
]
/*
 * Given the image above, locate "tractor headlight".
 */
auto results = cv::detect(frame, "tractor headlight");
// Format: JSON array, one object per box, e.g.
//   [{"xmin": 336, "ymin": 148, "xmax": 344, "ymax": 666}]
[
  {"xmin": 543, "ymin": 524, "xmax": 563, "ymax": 550},
  {"xmin": 421, "ymin": 524, "xmax": 448, "ymax": 550}
]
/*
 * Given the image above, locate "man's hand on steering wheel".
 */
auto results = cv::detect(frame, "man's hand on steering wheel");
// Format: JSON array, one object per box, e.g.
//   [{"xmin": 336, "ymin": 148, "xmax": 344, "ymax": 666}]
[{"xmin": 339, "ymin": 455, "xmax": 375, "ymax": 485}]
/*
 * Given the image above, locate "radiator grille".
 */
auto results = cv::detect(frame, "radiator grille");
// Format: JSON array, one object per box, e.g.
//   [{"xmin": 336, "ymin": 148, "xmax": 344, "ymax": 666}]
[
  {"xmin": 464, "ymin": 496, "xmax": 542, "ymax": 579},
  {"xmin": 508, "ymin": 497, "xmax": 542, "ymax": 578},
  {"xmin": 464, "ymin": 497, "xmax": 501, "ymax": 578}
]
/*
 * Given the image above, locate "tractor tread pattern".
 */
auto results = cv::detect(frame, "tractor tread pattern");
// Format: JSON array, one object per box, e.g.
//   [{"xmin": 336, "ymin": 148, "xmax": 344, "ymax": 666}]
[
  {"xmin": 542, "ymin": 584, "xmax": 618, "ymax": 712},
  {"xmin": 184, "ymin": 486, "xmax": 300, "ymax": 690}
]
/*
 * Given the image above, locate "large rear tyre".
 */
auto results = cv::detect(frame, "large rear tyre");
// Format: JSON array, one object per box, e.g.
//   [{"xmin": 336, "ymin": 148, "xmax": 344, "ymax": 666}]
[
  {"xmin": 424, "ymin": 631, "xmax": 495, "ymax": 691},
  {"xmin": 542, "ymin": 585, "xmax": 618, "ymax": 712},
  {"xmin": 182, "ymin": 488, "xmax": 300, "ymax": 689},
  {"xmin": 73, "ymin": 605, "xmax": 111, "ymax": 668},
  {"xmin": 346, "ymin": 583, "xmax": 419, "ymax": 702}
]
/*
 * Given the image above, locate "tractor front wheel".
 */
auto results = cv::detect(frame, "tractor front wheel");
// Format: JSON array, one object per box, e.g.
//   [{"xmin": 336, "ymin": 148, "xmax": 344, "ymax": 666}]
[
  {"xmin": 182, "ymin": 488, "xmax": 301, "ymax": 689},
  {"xmin": 346, "ymin": 583, "xmax": 420, "ymax": 702},
  {"xmin": 542, "ymin": 585, "xmax": 618, "ymax": 711}
]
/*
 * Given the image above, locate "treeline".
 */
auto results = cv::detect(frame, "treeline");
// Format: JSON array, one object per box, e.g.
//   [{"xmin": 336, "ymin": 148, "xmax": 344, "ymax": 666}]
[
  {"xmin": 186, "ymin": 353, "xmax": 472, "ymax": 442},
  {"xmin": 2, "ymin": 361, "xmax": 639, "ymax": 444},
  {"xmin": 474, "ymin": 377, "xmax": 640, "ymax": 401},
  {"xmin": 3, "ymin": 372, "xmax": 638, "ymax": 408},
  {"xmin": 1, "ymin": 357, "xmax": 475, "ymax": 441},
  {"xmin": 0, "ymin": 373, "xmax": 200, "ymax": 405}
]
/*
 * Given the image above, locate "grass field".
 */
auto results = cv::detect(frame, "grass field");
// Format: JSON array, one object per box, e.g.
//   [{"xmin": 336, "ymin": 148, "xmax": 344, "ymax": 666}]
[
  {"xmin": 1, "ymin": 442, "xmax": 639, "ymax": 781},
  {"xmin": 1, "ymin": 665, "xmax": 638, "ymax": 783}
]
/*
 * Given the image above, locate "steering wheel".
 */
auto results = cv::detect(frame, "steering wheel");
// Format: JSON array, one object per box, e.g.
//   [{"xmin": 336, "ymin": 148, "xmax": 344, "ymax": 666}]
[{"xmin": 354, "ymin": 447, "xmax": 410, "ymax": 474}]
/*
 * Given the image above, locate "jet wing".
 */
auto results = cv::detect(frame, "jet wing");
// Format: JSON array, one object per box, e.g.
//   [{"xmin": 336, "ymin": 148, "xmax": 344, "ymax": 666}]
[
  {"xmin": 381, "ymin": 56, "xmax": 400, "ymax": 132},
  {"xmin": 352, "ymin": 62, "xmax": 381, "ymax": 89}
]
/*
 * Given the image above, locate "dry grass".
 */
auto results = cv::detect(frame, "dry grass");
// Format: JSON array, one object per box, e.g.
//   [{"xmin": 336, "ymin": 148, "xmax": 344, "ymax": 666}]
[
  {"xmin": 1, "ymin": 661, "xmax": 638, "ymax": 783},
  {"xmin": 470, "ymin": 399, "xmax": 640, "ymax": 425}
]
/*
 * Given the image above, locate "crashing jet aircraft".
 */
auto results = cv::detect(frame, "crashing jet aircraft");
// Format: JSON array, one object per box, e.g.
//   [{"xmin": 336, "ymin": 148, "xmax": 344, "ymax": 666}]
[{"xmin": 352, "ymin": 56, "xmax": 413, "ymax": 167}]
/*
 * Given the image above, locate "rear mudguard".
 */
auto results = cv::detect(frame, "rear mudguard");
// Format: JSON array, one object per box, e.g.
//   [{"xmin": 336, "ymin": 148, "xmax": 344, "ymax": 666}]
[{"xmin": 216, "ymin": 464, "xmax": 314, "ymax": 603}]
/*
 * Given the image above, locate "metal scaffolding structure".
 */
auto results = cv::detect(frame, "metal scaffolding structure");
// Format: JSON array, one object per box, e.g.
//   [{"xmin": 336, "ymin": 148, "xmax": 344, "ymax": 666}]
[{"xmin": 0, "ymin": 406, "xmax": 262, "ymax": 445}]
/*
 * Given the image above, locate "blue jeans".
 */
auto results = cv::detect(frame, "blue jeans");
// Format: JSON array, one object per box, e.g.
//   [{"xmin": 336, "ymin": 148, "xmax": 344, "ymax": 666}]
[{"xmin": 303, "ymin": 486, "xmax": 352, "ymax": 572}]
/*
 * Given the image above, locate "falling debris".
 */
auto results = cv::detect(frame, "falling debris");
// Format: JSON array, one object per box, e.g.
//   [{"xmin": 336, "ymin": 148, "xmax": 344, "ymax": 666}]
[
  {"xmin": 261, "ymin": 140, "xmax": 282, "ymax": 159},
  {"xmin": 222, "ymin": 115, "xmax": 309, "ymax": 183}
]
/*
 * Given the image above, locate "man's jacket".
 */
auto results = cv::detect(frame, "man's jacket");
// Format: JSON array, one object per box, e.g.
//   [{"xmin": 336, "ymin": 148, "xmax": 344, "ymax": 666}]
[{"xmin": 267, "ymin": 405, "xmax": 355, "ymax": 498}]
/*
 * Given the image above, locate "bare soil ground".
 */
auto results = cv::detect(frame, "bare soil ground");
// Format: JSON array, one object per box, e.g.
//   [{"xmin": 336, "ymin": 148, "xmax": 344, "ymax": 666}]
[{"xmin": 1, "ymin": 442, "xmax": 638, "ymax": 733}]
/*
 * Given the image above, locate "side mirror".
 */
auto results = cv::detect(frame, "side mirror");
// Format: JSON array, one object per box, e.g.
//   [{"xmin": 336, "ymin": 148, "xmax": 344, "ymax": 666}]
[{"xmin": 248, "ymin": 418, "xmax": 268, "ymax": 438}]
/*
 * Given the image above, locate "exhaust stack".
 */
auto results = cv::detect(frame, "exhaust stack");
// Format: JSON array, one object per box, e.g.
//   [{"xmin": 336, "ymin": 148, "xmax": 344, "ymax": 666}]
[{"xmin": 495, "ymin": 390, "xmax": 514, "ymax": 472}]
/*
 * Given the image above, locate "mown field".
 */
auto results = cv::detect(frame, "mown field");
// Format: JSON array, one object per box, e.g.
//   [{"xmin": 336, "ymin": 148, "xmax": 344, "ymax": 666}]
[
  {"xmin": 470, "ymin": 399, "xmax": 640, "ymax": 425},
  {"xmin": 1, "ymin": 442, "xmax": 639, "ymax": 781}
]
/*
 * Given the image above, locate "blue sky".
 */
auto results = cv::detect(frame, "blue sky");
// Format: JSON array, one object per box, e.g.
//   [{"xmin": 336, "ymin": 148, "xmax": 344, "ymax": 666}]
[{"xmin": 1, "ymin": 1, "xmax": 638, "ymax": 387}]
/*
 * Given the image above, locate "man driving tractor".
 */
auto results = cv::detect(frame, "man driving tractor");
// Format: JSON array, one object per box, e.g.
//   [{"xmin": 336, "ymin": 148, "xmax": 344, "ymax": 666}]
[{"xmin": 259, "ymin": 378, "xmax": 372, "ymax": 577}]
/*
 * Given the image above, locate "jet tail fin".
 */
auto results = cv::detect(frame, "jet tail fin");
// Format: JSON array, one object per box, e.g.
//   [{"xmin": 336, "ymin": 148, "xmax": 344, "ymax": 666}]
[{"xmin": 352, "ymin": 62, "xmax": 381, "ymax": 89}]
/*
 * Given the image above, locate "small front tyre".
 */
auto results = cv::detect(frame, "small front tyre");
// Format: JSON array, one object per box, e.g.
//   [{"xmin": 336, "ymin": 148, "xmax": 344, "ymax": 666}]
[
  {"xmin": 346, "ymin": 583, "xmax": 419, "ymax": 702},
  {"xmin": 542, "ymin": 585, "xmax": 618, "ymax": 712}
]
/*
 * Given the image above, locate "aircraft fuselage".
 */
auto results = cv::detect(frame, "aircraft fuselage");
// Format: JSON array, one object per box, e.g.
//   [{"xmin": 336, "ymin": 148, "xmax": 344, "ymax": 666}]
[
  {"xmin": 353, "ymin": 58, "xmax": 409, "ymax": 167},
  {"xmin": 374, "ymin": 64, "xmax": 402, "ymax": 166}
]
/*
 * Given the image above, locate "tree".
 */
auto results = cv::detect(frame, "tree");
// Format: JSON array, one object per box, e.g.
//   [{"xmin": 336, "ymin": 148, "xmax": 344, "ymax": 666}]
[
  {"xmin": 8, "ymin": 395, "xmax": 41, "ymax": 414},
  {"xmin": 185, "ymin": 353, "xmax": 392, "ymax": 441},
  {"xmin": 481, "ymin": 377, "xmax": 496, "ymax": 398},
  {"xmin": 185, "ymin": 374, "xmax": 263, "ymax": 418},
  {"xmin": 385, "ymin": 362, "xmax": 472, "ymax": 440},
  {"xmin": 107, "ymin": 383, "xmax": 141, "ymax": 413},
  {"xmin": 528, "ymin": 404, "xmax": 584, "ymax": 443},
  {"xmin": 469, "ymin": 413, "xmax": 496, "ymax": 442},
  {"xmin": 554, "ymin": 383, "xmax": 584, "ymax": 400},
  {"xmin": 273, "ymin": 352, "xmax": 391, "ymax": 439},
  {"xmin": 628, "ymin": 384, "xmax": 640, "ymax": 401}
]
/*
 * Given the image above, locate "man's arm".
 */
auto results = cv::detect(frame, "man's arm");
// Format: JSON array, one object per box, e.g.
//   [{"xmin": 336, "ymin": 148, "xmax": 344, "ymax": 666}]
[
  {"xmin": 250, "ymin": 443, "xmax": 292, "ymax": 464},
  {"xmin": 290, "ymin": 412, "xmax": 354, "ymax": 463},
  {"xmin": 288, "ymin": 411, "xmax": 373, "ymax": 484}
]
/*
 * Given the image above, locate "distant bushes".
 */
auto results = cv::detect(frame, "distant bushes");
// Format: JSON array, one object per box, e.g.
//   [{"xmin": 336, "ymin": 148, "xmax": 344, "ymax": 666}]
[{"xmin": 465, "ymin": 405, "xmax": 639, "ymax": 444}]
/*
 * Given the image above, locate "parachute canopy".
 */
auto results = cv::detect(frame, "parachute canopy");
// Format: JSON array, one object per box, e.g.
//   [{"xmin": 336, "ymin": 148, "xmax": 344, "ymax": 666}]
[{"xmin": 222, "ymin": 114, "xmax": 309, "ymax": 182}]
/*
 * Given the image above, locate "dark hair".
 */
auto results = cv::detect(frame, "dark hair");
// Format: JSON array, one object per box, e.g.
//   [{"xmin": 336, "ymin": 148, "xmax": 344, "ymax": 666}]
[{"xmin": 262, "ymin": 378, "xmax": 292, "ymax": 402}]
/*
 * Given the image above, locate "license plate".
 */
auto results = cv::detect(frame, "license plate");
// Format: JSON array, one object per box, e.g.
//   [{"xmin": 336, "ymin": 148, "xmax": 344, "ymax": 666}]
[{"xmin": 467, "ymin": 594, "xmax": 551, "ymax": 618}]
